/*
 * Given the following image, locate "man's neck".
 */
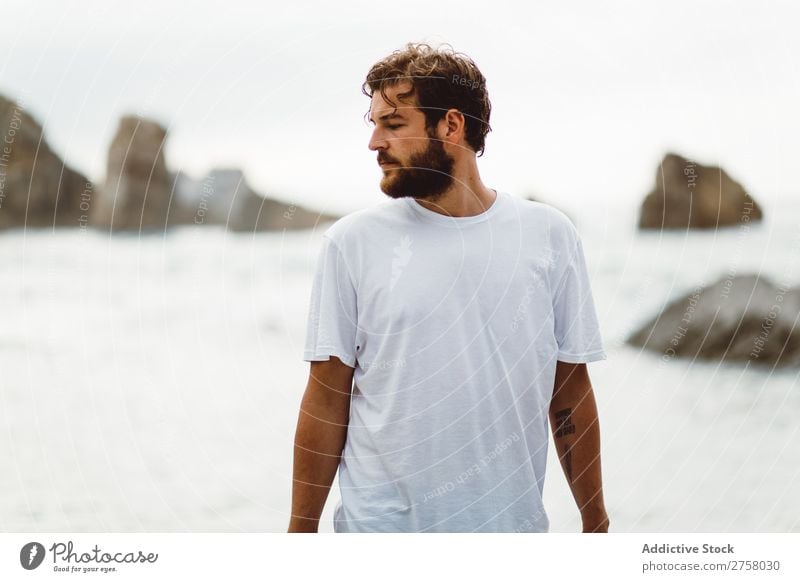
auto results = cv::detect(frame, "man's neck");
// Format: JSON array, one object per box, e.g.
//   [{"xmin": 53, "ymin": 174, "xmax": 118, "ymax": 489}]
[{"xmin": 413, "ymin": 177, "xmax": 496, "ymax": 218}]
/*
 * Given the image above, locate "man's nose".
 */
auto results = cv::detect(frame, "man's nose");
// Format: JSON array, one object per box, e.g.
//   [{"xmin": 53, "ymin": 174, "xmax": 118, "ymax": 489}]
[{"xmin": 368, "ymin": 127, "xmax": 388, "ymax": 151}]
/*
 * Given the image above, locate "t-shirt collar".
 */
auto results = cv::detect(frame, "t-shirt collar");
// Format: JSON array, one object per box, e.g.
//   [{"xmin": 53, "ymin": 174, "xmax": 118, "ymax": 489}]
[{"xmin": 405, "ymin": 189, "xmax": 504, "ymax": 226}]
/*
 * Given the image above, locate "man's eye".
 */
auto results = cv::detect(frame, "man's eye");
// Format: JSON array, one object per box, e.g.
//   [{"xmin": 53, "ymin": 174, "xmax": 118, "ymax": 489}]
[{"xmin": 387, "ymin": 124, "xmax": 404, "ymax": 129}]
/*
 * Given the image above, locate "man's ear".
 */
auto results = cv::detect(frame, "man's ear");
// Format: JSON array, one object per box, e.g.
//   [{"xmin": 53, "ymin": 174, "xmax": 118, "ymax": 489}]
[{"xmin": 443, "ymin": 108, "xmax": 464, "ymax": 138}]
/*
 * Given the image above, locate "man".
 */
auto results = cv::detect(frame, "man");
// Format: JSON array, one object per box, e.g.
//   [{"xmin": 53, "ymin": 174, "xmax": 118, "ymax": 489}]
[{"xmin": 289, "ymin": 42, "xmax": 609, "ymax": 533}]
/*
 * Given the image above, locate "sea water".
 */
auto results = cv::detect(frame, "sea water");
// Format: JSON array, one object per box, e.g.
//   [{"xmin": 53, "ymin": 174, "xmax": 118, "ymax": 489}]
[{"xmin": 1, "ymin": 198, "xmax": 798, "ymax": 532}]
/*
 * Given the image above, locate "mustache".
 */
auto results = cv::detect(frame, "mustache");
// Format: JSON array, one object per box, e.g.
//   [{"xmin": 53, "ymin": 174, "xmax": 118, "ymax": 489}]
[{"xmin": 378, "ymin": 154, "xmax": 400, "ymax": 165}]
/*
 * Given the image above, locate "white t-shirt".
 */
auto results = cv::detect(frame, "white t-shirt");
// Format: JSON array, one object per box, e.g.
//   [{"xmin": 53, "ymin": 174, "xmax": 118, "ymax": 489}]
[{"xmin": 303, "ymin": 190, "xmax": 606, "ymax": 532}]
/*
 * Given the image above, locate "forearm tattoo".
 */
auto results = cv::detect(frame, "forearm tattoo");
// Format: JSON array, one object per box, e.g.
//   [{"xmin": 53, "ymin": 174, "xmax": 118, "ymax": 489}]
[
  {"xmin": 554, "ymin": 408, "xmax": 576, "ymax": 483},
  {"xmin": 554, "ymin": 408, "xmax": 575, "ymax": 438}
]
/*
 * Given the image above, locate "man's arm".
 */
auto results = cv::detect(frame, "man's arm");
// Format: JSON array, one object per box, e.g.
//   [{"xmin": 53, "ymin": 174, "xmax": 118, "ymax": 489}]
[
  {"xmin": 549, "ymin": 360, "xmax": 609, "ymax": 533},
  {"xmin": 288, "ymin": 356, "xmax": 354, "ymax": 532}
]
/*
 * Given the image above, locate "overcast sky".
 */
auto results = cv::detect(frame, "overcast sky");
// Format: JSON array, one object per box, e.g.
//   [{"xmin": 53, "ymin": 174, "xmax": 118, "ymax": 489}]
[{"xmin": 2, "ymin": 0, "xmax": 799, "ymax": 216}]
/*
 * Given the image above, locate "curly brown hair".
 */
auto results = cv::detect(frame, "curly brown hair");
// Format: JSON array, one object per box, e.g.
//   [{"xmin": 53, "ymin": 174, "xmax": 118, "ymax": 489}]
[{"xmin": 362, "ymin": 42, "xmax": 492, "ymax": 157}]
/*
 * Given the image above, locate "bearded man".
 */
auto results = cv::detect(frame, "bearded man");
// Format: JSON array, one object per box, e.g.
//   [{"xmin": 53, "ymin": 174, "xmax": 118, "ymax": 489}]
[{"xmin": 289, "ymin": 42, "xmax": 609, "ymax": 534}]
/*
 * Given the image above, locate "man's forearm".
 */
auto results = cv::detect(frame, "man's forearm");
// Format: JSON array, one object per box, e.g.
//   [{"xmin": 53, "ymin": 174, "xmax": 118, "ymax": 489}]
[
  {"xmin": 550, "ymin": 363, "xmax": 608, "ymax": 532},
  {"xmin": 288, "ymin": 389, "xmax": 350, "ymax": 532}
]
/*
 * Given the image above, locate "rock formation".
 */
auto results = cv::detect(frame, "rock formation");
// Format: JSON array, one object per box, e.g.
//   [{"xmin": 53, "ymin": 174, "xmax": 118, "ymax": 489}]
[
  {"xmin": 627, "ymin": 274, "xmax": 800, "ymax": 366},
  {"xmin": 0, "ymin": 93, "xmax": 93, "ymax": 229},
  {"xmin": 91, "ymin": 115, "xmax": 175, "ymax": 231},
  {"xmin": 174, "ymin": 168, "xmax": 337, "ymax": 231},
  {"xmin": 0, "ymin": 104, "xmax": 337, "ymax": 232},
  {"xmin": 638, "ymin": 153, "xmax": 763, "ymax": 230}
]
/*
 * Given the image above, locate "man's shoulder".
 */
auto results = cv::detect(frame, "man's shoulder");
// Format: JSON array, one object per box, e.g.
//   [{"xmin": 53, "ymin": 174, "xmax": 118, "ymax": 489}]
[
  {"xmin": 322, "ymin": 198, "xmax": 410, "ymax": 247},
  {"xmin": 509, "ymin": 195, "xmax": 578, "ymax": 245}
]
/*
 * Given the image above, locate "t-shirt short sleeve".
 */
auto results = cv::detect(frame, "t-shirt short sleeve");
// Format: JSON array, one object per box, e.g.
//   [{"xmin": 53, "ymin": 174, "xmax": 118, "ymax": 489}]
[
  {"xmin": 552, "ymin": 233, "xmax": 607, "ymax": 364},
  {"xmin": 302, "ymin": 235, "xmax": 358, "ymax": 368}
]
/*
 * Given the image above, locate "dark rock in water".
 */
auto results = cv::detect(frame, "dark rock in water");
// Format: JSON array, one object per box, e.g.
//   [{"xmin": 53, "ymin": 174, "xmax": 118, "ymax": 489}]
[
  {"xmin": 0, "ymin": 94, "xmax": 93, "ymax": 229},
  {"xmin": 91, "ymin": 115, "xmax": 175, "ymax": 231},
  {"xmin": 233, "ymin": 187, "xmax": 336, "ymax": 231},
  {"xmin": 627, "ymin": 274, "xmax": 800, "ymax": 366},
  {"xmin": 173, "ymin": 168, "xmax": 337, "ymax": 231},
  {"xmin": 638, "ymin": 153, "xmax": 763, "ymax": 230}
]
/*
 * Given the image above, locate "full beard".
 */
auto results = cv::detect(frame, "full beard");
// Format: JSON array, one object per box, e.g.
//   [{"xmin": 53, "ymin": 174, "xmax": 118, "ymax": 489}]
[{"xmin": 380, "ymin": 138, "xmax": 455, "ymax": 201}]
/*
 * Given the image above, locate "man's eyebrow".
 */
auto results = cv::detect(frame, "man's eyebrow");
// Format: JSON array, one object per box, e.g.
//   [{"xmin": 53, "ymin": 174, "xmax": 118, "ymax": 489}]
[{"xmin": 368, "ymin": 110, "xmax": 405, "ymax": 125}]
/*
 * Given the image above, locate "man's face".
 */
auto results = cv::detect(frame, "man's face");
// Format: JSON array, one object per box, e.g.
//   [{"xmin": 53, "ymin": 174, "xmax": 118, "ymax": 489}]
[{"xmin": 368, "ymin": 82, "xmax": 454, "ymax": 200}]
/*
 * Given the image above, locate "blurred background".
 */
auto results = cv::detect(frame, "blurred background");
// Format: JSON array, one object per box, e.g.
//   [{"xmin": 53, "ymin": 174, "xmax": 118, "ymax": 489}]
[{"xmin": 1, "ymin": 0, "xmax": 798, "ymax": 532}]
